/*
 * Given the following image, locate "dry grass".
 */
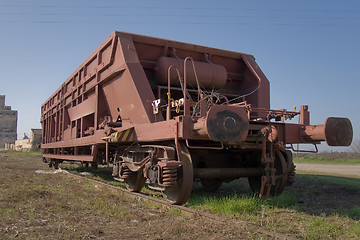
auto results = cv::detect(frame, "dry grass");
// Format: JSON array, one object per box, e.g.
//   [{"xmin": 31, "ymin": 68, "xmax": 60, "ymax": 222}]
[
  {"xmin": 2, "ymin": 151, "xmax": 360, "ymax": 239},
  {"xmin": 0, "ymin": 151, "xmax": 264, "ymax": 240}
]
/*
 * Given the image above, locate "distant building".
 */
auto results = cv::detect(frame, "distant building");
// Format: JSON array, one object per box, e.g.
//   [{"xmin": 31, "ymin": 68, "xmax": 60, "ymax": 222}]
[
  {"xmin": 11, "ymin": 129, "xmax": 42, "ymax": 151},
  {"xmin": 0, "ymin": 95, "xmax": 17, "ymax": 148}
]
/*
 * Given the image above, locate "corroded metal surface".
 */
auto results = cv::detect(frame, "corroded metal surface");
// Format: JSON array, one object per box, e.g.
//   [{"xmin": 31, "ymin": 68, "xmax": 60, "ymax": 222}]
[{"xmin": 41, "ymin": 31, "xmax": 353, "ymax": 204}]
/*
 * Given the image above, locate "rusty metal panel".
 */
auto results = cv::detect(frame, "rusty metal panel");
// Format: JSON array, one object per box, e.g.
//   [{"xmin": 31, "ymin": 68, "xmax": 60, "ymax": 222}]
[
  {"xmin": 68, "ymin": 95, "xmax": 96, "ymax": 121},
  {"xmin": 41, "ymin": 31, "xmax": 352, "ymax": 163}
]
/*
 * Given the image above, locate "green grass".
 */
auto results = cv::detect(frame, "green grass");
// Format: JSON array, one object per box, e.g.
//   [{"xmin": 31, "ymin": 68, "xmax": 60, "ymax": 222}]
[
  {"xmin": 188, "ymin": 192, "xmax": 297, "ymax": 216},
  {"xmin": 59, "ymin": 162, "xmax": 360, "ymax": 239},
  {"xmin": 303, "ymin": 215, "xmax": 360, "ymax": 239},
  {"xmin": 167, "ymin": 208, "xmax": 183, "ymax": 216},
  {"xmin": 299, "ymin": 174, "xmax": 360, "ymax": 188},
  {"xmin": 294, "ymin": 157, "xmax": 360, "ymax": 164},
  {"xmin": 190, "ymin": 194, "xmax": 261, "ymax": 215},
  {"xmin": 186, "ymin": 174, "xmax": 360, "ymax": 239},
  {"xmin": 10, "ymin": 150, "xmax": 358, "ymax": 239},
  {"xmin": 304, "ymin": 217, "xmax": 343, "ymax": 239},
  {"xmin": 1, "ymin": 150, "xmax": 41, "ymax": 158},
  {"xmin": 346, "ymin": 207, "xmax": 360, "ymax": 219}
]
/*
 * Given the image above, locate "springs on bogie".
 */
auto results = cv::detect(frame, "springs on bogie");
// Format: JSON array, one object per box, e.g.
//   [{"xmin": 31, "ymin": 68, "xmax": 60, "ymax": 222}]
[
  {"xmin": 120, "ymin": 165, "xmax": 135, "ymax": 179},
  {"xmin": 161, "ymin": 166, "xmax": 178, "ymax": 186}
]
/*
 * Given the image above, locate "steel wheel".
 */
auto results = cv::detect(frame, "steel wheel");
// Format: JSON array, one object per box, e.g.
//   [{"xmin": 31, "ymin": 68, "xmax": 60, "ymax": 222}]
[
  {"xmin": 200, "ymin": 179, "xmax": 223, "ymax": 192},
  {"xmin": 163, "ymin": 143, "xmax": 193, "ymax": 205},
  {"xmin": 124, "ymin": 170, "xmax": 146, "ymax": 192},
  {"xmin": 248, "ymin": 150, "xmax": 288, "ymax": 196},
  {"xmin": 274, "ymin": 150, "xmax": 288, "ymax": 194}
]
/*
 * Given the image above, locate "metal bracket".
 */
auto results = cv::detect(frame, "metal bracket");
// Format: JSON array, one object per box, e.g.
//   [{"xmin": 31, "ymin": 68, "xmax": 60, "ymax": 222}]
[
  {"xmin": 286, "ymin": 143, "xmax": 318, "ymax": 153},
  {"xmin": 185, "ymin": 139, "xmax": 224, "ymax": 150}
]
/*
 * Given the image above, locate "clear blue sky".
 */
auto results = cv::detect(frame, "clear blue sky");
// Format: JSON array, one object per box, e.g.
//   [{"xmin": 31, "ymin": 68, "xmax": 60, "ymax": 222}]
[{"xmin": 1, "ymin": 0, "xmax": 359, "ymax": 152}]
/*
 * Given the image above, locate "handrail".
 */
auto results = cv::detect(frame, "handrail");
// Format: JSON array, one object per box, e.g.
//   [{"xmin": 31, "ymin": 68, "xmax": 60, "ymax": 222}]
[
  {"xmin": 167, "ymin": 65, "xmax": 182, "ymax": 120},
  {"xmin": 183, "ymin": 56, "xmax": 202, "ymax": 116},
  {"xmin": 166, "ymin": 57, "xmax": 202, "ymax": 118},
  {"xmin": 286, "ymin": 143, "xmax": 318, "ymax": 153}
]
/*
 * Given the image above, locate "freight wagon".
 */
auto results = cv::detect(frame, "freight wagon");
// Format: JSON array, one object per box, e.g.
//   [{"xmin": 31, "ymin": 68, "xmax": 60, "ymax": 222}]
[{"xmin": 41, "ymin": 31, "xmax": 353, "ymax": 204}]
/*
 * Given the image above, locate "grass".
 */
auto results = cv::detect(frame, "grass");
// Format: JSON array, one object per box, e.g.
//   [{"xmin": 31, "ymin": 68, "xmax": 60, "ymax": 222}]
[
  {"xmin": 187, "ymin": 174, "xmax": 360, "ymax": 239},
  {"xmin": 348, "ymin": 207, "xmax": 360, "ymax": 218},
  {"xmin": 3, "ymin": 151, "xmax": 267, "ymax": 240},
  {"xmin": 0, "ymin": 150, "xmax": 42, "ymax": 161},
  {"xmin": 299, "ymin": 174, "xmax": 360, "ymax": 188},
  {"xmin": 294, "ymin": 156, "xmax": 360, "ymax": 164},
  {"xmin": 188, "ymin": 192, "xmax": 297, "ymax": 216},
  {"xmin": 3, "ymin": 150, "xmax": 360, "ymax": 239},
  {"xmin": 303, "ymin": 215, "xmax": 360, "ymax": 239},
  {"xmin": 190, "ymin": 194, "xmax": 261, "ymax": 215},
  {"xmin": 60, "ymin": 159, "xmax": 360, "ymax": 239}
]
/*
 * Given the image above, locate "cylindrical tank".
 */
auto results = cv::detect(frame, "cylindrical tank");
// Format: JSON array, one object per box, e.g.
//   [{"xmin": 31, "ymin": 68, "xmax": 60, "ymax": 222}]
[
  {"xmin": 193, "ymin": 105, "xmax": 249, "ymax": 142},
  {"xmin": 155, "ymin": 57, "xmax": 227, "ymax": 89}
]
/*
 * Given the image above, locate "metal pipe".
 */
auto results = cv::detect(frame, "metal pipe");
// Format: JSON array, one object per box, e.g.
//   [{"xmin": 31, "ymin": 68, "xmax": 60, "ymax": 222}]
[
  {"xmin": 303, "ymin": 117, "xmax": 352, "ymax": 146},
  {"xmin": 183, "ymin": 57, "xmax": 189, "ymax": 116},
  {"xmin": 166, "ymin": 65, "xmax": 182, "ymax": 121},
  {"xmin": 167, "ymin": 65, "xmax": 173, "ymax": 121}
]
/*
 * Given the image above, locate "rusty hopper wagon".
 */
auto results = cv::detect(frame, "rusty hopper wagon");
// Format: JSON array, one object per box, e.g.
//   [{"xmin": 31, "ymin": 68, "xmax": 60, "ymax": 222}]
[{"xmin": 41, "ymin": 31, "xmax": 353, "ymax": 204}]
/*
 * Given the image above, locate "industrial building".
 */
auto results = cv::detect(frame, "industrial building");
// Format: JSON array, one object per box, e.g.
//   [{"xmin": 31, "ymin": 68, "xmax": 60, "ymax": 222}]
[{"xmin": 0, "ymin": 95, "xmax": 17, "ymax": 148}]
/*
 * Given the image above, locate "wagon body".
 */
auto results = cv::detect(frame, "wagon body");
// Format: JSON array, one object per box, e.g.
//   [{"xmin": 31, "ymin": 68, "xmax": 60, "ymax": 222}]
[{"xmin": 41, "ymin": 32, "xmax": 352, "ymax": 204}]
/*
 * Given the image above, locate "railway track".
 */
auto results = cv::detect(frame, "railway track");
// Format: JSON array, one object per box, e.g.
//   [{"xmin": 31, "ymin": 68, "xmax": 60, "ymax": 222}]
[{"xmin": 59, "ymin": 168, "xmax": 297, "ymax": 240}]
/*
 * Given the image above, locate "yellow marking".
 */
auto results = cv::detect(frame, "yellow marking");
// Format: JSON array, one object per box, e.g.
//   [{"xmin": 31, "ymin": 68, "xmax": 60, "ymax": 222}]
[
  {"xmin": 128, "ymin": 133, "xmax": 134, "ymax": 142},
  {"xmin": 122, "ymin": 129, "xmax": 131, "ymax": 141},
  {"xmin": 101, "ymin": 128, "xmax": 134, "ymax": 142},
  {"xmin": 111, "ymin": 132, "xmax": 120, "ymax": 142}
]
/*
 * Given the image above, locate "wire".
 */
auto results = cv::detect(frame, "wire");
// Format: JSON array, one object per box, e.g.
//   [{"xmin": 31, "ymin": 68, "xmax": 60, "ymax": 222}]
[
  {"xmin": 1, "ymin": 4, "xmax": 359, "ymax": 13},
  {"xmin": 1, "ymin": 12, "xmax": 359, "ymax": 21},
  {"xmin": 1, "ymin": 4, "xmax": 359, "ymax": 27}
]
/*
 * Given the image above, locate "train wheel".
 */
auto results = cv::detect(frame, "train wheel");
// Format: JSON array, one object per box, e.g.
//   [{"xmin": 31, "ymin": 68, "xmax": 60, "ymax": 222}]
[
  {"xmin": 200, "ymin": 179, "xmax": 223, "ymax": 192},
  {"xmin": 53, "ymin": 160, "xmax": 59, "ymax": 169},
  {"xmin": 248, "ymin": 150, "xmax": 288, "ymax": 196},
  {"xmin": 275, "ymin": 150, "xmax": 289, "ymax": 194},
  {"xmin": 163, "ymin": 143, "xmax": 193, "ymax": 205},
  {"xmin": 91, "ymin": 162, "xmax": 98, "ymax": 169},
  {"xmin": 124, "ymin": 170, "xmax": 146, "ymax": 192}
]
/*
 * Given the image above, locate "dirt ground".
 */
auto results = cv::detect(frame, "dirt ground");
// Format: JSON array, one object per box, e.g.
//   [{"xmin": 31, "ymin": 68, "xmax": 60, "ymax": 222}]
[
  {"xmin": 295, "ymin": 163, "xmax": 360, "ymax": 177},
  {"xmin": 1, "ymin": 151, "xmax": 359, "ymax": 239},
  {"xmin": 0, "ymin": 151, "xmax": 267, "ymax": 240}
]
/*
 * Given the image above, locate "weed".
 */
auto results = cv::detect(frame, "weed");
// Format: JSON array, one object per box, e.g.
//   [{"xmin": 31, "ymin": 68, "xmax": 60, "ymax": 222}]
[
  {"xmin": 263, "ymin": 192, "xmax": 297, "ymax": 208},
  {"xmin": 138, "ymin": 199, "xmax": 163, "ymax": 209},
  {"xmin": 304, "ymin": 217, "xmax": 343, "ymax": 239},
  {"xmin": 168, "ymin": 208, "xmax": 182, "ymax": 216},
  {"xmin": 3, "ymin": 150, "xmax": 359, "ymax": 239},
  {"xmin": 345, "ymin": 207, "xmax": 360, "ymax": 220},
  {"xmin": 189, "ymin": 191, "xmax": 297, "ymax": 217},
  {"xmin": 0, "ymin": 207, "xmax": 14, "ymax": 218},
  {"xmin": 1, "ymin": 150, "xmax": 41, "ymax": 158},
  {"xmin": 190, "ymin": 193, "xmax": 261, "ymax": 215},
  {"xmin": 299, "ymin": 174, "xmax": 360, "ymax": 189}
]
